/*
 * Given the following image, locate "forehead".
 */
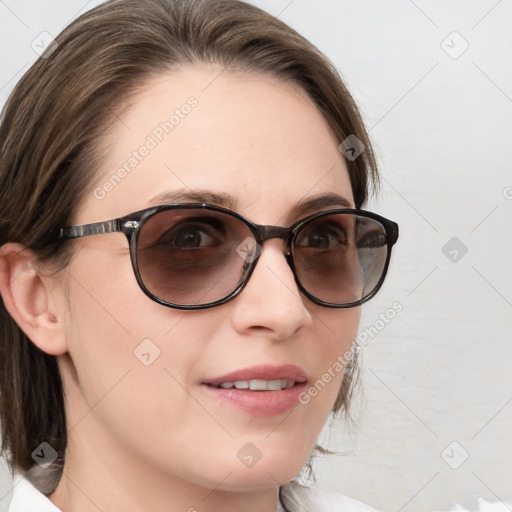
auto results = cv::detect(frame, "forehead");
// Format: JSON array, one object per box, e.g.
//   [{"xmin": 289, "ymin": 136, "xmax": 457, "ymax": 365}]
[{"xmin": 82, "ymin": 66, "xmax": 353, "ymax": 224}]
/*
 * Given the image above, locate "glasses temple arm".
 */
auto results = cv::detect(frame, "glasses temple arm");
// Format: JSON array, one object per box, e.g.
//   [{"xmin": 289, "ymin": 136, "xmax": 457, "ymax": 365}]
[{"xmin": 58, "ymin": 219, "xmax": 122, "ymax": 240}]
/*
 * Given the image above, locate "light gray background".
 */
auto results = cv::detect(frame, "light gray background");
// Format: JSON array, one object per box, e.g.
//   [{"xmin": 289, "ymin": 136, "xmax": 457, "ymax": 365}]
[{"xmin": 1, "ymin": 1, "xmax": 511, "ymax": 511}]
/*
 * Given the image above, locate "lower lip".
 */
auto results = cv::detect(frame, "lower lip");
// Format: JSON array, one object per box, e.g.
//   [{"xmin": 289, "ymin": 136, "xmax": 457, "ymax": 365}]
[{"xmin": 201, "ymin": 383, "xmax": 307, "ymax": 417}]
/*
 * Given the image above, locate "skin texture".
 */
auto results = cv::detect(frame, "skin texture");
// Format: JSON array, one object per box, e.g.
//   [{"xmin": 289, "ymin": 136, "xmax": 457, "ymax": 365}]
[{"xmin": 0, "ymin": 67, "xmax": 360, "ymax": 512}]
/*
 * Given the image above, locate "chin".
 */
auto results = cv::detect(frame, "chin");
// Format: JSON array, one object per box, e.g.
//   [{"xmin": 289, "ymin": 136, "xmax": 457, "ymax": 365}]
[
  {"xmin": 212, "ymin": 454, "xmax": 307, "ymax": 492},
  {"xmin": 215, "ymin": 468, "xmax": 297, "ymax": 492}
]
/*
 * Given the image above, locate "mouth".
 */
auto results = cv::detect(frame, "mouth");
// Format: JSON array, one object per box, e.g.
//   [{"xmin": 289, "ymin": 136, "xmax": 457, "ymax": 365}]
[
  {"xmin": 201, "ymin": 364, "xmax": 308, "ymax": 417},
  {"xmin": 211, "ymin": 379, "xmax": 297, "ymax": 391}
]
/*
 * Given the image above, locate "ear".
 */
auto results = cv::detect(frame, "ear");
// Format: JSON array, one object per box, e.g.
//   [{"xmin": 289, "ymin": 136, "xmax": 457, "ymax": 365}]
[{"xmin": 0, "ymin": 243, "xmax": 68, "ymax": 355}]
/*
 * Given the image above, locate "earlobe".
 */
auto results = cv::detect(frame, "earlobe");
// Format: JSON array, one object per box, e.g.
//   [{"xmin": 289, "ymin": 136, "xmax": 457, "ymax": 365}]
[{"xmin": 0, "ymin": 243, "xmax": 68, "ymax": 355}]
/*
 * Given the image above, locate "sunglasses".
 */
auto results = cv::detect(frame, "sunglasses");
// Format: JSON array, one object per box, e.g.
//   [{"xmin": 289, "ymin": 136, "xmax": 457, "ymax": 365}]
[{"xmin": 57, "ymin": 203, "xmax": 399, "ymax": 310}]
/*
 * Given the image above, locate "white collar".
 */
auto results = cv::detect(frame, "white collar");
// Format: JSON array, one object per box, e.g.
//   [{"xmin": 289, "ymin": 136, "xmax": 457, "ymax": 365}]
[{"xmin": 8, "ymin": 473, "xmax": 61, "ymax": 511}]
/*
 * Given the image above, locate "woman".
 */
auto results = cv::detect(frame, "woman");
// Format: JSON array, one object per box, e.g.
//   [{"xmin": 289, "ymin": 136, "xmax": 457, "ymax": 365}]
[{"xmin": 0, "ymin": 0, "xmax": 398, "ymax": 510}]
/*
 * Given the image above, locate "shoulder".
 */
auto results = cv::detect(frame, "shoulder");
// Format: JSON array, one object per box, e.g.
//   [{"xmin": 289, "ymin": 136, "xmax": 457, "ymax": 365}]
[
  {"xmin": 280, "ymin": 482, "xmax": 379, "ymax": 512},
  {"xmin": 8, "ymin": 472, "xmax": 62, "ymax": 512}
]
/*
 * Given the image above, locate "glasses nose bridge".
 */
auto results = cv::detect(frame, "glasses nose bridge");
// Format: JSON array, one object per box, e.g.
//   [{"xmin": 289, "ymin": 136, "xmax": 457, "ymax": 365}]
[
  {"xmin": 247, "ymin": 224, "xmax": 294, "ymax": 281},
  {"xmin": 257, "ymin": 224, "xmax": 291, "ymax": 245}
]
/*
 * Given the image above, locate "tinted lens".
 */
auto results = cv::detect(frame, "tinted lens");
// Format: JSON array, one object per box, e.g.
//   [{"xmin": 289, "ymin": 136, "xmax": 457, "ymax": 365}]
[
  {"xmin": 293, "ymin": 213, "xmax": 388, "ymax": 305},
  {"xmin": 136, "ymin": 209, "xmax": 254, "ymax": 306}
]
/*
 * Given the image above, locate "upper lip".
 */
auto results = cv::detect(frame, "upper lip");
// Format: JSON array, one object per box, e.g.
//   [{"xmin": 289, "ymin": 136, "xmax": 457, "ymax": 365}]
[{"xmin": 202, "ymin": 364, "xmax": 308, "ymax": 386}]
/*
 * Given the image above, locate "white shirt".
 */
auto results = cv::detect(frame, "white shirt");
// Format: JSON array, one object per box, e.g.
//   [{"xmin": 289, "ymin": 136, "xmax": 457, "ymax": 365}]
[
  {"xmin": 8, "ymin": 473, "xmax": 377, "ymax": 511},
  {"xmin": 8, "ymin": 474, "xmax": 60, "ymax": 512}
]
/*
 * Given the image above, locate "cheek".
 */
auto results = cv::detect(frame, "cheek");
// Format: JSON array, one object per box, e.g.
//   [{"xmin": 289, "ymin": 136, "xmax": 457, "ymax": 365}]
[
  {"xmin": 62, "ymin": 251, "xmax": 199, "ymax": 424},
  {"xmin": 62, "ymin": 255, "xmax": 220, "ymax": 472},
  {"xmin": 311, "ymin": 306, "xmax": 360, "ymax": 364},
  {"xmin": 301, "ymin": 307, "xmax": 361, "ymax": 412}
]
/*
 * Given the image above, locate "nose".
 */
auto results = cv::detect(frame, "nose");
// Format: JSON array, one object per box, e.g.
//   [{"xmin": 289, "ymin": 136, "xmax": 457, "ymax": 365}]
[{"xmin": 229, "ymin": 239, "xmax": 313, "ymax": 339}]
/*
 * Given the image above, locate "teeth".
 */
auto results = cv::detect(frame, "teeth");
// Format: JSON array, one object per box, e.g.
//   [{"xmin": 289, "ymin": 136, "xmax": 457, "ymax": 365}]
[
  {"xmin": 267, "ymin": 379, "xmax": 283, "ymax": 391},
  {"xmin": 217, "ymin": 379, "xmax": 295, "ymax": 390},
  {"xmin": 249, "ymin": 379, "xmax": 269, "ymax": 390}
]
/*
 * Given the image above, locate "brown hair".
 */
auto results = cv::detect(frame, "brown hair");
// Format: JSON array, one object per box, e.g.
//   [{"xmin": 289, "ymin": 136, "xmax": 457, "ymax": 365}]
[{"xmin": 0, "ymin": 0, "xmax": 377, "ymax": 491}]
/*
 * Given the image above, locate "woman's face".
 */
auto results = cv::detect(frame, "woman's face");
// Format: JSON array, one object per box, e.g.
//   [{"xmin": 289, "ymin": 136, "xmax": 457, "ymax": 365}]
[{"xmin": 56, "ymin": 67, "xmax": 360, "ymax": 493}]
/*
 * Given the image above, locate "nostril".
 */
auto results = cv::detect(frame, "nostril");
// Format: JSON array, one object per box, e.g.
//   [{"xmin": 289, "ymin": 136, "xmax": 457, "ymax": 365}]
[{"xmin": 249, "ymin": 325, "xmax": 274, "ymax": 334}]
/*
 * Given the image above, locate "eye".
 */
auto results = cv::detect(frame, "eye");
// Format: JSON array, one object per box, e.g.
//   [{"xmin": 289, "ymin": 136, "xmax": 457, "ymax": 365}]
[
  {"xmin": 357, "ymin": 229, "xmax": 387, "ymax": 248},
  {"xmin": 167, "ymin": 226, "xmax": 212, "ymax": 248},
  {"xmin": 296, "ymin": 223, "xmax": 347, "ymax": 250},
  {"xmin": 156, "ymin": 220, "xmax": 224, "ymax": 249}
]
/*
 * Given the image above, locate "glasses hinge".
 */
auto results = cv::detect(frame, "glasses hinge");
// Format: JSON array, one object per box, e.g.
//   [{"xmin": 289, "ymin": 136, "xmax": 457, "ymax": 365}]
[{"xmin": 123, "ymin": 220, "xmax": 140, "ymax": 230}]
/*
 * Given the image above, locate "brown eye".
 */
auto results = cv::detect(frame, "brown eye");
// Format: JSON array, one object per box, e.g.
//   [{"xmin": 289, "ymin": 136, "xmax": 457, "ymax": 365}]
[
  {"xmin": 296, "ymin": 222, "xmax": 347, "ymax": 250},
  {"xmin": 357, "ymin": 229, "xmax": 387, "ymax": 248},
  {"xmin": 159, "ymin": 223, "xmax": 218, "ymax": 249}
]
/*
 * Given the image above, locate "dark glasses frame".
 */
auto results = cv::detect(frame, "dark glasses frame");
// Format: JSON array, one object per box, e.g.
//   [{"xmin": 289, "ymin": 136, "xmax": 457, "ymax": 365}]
[{"xmin": 57, "ymin": 203, "xmax": 399, "ymax": 310}]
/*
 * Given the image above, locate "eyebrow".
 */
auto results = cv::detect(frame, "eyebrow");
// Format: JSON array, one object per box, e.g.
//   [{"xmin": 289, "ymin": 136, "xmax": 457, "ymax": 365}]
[
  {"xmin": 148, "ymin": 189, "xmax": 237, "ymax": 209},
  {"xmin": 291, "ymin": 193, "xmax": 354, "ymax": 218},
  {"xmin": 148, "ymin": 189, "xmax": 354, "ymax": 220}
]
